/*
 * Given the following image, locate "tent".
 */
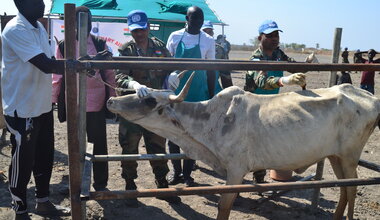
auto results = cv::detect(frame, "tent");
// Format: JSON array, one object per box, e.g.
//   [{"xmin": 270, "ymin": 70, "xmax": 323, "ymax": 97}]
[{"xmin": 49, "ymin": 0, "xmax": 225, "ymax": 54}]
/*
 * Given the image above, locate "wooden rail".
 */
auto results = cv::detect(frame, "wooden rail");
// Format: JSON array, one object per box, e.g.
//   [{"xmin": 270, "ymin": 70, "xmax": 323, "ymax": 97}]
[{"xmin": 86, "ymin": 177, "xmax": 380, "ymax": 200}]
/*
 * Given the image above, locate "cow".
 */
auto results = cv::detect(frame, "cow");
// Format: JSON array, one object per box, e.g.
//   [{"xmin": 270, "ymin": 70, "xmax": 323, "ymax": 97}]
[{"xmin": 107, "ymin": 73, "xmax": 380, "ymax": 220}]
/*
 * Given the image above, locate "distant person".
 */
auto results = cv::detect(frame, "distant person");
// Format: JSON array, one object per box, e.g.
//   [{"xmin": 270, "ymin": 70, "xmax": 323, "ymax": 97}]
[
  {"xmin": 115, "ymin": 10, "xmax": 181, "ymax": 206},
  {"xmin": 166, "ymin": 6, "xmax": 216, "ymax": 187},
  {"xmin": 216, "ymin": 34, "xmax": 231, "ymax": 59},
  {"xmin": 356, "ymin": 49, "xmax": 380, "ymax": 94},
  {"xmin": 1, "ymin": 0, "xmax": 69, "ymax": 219},
  {"xmin": 354, "ymin": 49, "xmax": 365, "ymax": 64},
  {"xmin": 52, "ymin": 6, "xmax": 115, "ymax": 192},
  {"xmin": 341, "ymin": 47, "xmax": 349, "ymax": 63},
  {"xmin": 244, "ymin": 20, "xmax": 309, "ymax": 184},
  {"xmin": 201, "ymin": 20, "xmax": 232, "ymax": 90}
]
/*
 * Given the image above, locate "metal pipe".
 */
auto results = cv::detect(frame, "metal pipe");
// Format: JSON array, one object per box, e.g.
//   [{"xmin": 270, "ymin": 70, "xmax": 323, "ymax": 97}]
[
  {"xmin": 73, "ymin": 60, "xmax": 380, "ymax": 72},
  {"xmin": 359, "ymin": 159, "xmax": 380, "ymax": 172},
  {"xmin": 92, "ymin": 153, "xmax": 188, "ymax": 162},
  {"xmin": 85, "ymin": 177, "xmax": 380, "ymax": 201}
]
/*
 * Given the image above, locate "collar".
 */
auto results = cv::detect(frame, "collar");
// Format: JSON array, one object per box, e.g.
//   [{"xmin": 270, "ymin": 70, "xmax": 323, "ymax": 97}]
[
  {"xmin": 131, "ymin": 38, "xmax": 154, "ymax": 48},
  {"xmin": 17, "ymin": 12, "xmax": 38, "ymax": 30}
]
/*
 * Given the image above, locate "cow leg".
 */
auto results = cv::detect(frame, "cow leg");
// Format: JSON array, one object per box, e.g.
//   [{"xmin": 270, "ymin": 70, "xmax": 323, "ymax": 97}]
[
  {"xmin": 217, "ymin": 171, "xmax": 245, "ymax": 220},
  {"xmin": 328, "ymin": 156, "xmax": 347, "ymax": 220},
  {"xmin": 329, "ymin": 156, "xmax": 358, "ymax": 220},
  {"xmin": 341, "ymin": 159, "xmax": 358, "ymax": 220},
  {"xmin": 0, "ymin": 128, "xmax": 6, "ymax": 143}
]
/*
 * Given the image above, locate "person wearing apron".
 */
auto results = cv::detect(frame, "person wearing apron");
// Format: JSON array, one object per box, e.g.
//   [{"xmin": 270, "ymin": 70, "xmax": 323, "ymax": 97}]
[{"xmin": 166, "ymin": 6, "xmax": 216, "ymax": 187}]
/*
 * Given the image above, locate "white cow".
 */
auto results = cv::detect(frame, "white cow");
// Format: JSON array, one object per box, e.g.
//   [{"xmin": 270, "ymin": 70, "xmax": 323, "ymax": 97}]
[{"xmin": 107, "ymin": 75, "xmax": 380, "ymax": 220}]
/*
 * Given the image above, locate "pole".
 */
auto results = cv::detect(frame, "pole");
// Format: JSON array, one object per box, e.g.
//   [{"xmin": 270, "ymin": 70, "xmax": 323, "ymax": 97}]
[
  {"xmin": 78, "ymin": 11, "xmax": 88, "ymax": 183},
  {"xmin": 312, "ymin": 27, "xmax": 343, "ymax": 210},
  {"xmin": 65, "ymin": 3, "xmax": 85, "ymax": 220}
]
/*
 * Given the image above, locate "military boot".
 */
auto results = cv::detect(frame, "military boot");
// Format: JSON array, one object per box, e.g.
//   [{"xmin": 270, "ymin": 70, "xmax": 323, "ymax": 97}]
[
  {"xmin": 125, "ymin": 179, "xmax": 138, "ymax": 208},
  {"xmin": 155, "ymin": 177, "xmax": 181, "ymax": 204}
]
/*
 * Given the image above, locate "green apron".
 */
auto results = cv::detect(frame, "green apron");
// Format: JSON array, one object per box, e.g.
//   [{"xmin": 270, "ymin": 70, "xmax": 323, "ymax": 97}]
[
  {"xmin": 174, "ymin": 33, "xmax": 209, "ymax": 102},
  {"xmin": 254, "ymin": 70, "xmax": 283, "ymax": 94}
]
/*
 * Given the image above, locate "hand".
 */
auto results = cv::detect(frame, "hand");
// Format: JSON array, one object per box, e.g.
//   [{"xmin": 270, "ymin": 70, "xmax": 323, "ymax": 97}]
[
  {"xmin": 93, "ymin": 50, "xmax": 113, "ymax": 60},
  {"xmin": 168, "ymin": 72, "xmax": 180, "ymax": 90},
  {"xmin": 280, "ymin": 73, "xmax": 306, "ymax": 87},
  {"xmin": 130, "ymin": 81, "xmax": 150, "ymax": 98}
]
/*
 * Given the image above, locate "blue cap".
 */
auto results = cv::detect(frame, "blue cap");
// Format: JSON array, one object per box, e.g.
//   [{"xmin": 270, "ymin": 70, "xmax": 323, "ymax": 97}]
[
  {"xmin": 258, "ymin": 20, "xmax": 282, "ymax": 34},
  {"xmin": 127, "ymin": 10, "xmax": 148, "ymax": 31},
  {"xmin": 202, "ymin": 20, "xmax": 213, "ymax": 30}
]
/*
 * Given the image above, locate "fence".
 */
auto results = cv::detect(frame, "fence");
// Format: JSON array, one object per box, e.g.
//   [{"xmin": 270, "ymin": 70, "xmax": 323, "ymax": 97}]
[{"xmin": 61, "ymin": 4, "xmax": 380, "ymax": 219}]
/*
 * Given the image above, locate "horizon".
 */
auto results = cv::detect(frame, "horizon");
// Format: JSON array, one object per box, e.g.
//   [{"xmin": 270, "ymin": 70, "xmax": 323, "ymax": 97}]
[{"xmin": 1, "ymin": 0, "xmax": 379, "ymax": 51}]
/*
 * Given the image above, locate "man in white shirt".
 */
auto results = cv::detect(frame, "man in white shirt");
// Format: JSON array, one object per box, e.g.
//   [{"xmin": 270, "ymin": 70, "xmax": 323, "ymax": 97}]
[
  {"xmin": 165, "ymin": 6, "xmax": 216, "ymax": 187},
  {"xmin": 1, "ymin": 0, "xmax": 67, "ymax": 219}
]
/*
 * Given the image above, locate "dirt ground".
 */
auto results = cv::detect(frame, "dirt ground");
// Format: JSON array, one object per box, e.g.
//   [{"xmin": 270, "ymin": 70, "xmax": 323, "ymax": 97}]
[{"xmin": 0, "ymin": 51, "xmax": 379, "ymax": 220}]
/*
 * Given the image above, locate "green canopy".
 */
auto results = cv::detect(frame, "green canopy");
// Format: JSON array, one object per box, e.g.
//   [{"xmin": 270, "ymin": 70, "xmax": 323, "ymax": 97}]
[{"xmin": 50, "ymin": 0, "xmax": 223, "ymax": 24}]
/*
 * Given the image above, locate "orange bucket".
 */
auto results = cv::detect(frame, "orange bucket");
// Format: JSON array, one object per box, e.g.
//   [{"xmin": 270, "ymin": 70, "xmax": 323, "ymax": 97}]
[{"xmin": 270, "ymin": 169, "xmax": 293, "ymax": 181}]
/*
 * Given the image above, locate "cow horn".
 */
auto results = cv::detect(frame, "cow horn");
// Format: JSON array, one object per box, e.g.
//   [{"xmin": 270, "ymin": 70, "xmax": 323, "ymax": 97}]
[
  {"xmin": 168, "ymin": 71, "xmax": 195, "ymax": 103},
  {"xmin": 177, "ymin": 70, "xmax": 188, "ymax": 80}
]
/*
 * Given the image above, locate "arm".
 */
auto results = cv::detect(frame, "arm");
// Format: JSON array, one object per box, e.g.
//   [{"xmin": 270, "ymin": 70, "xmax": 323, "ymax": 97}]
[
  {"xmin": 102, "ymin": 44, "xmax": 116, "ymax": 97},
  {"xmin": 244, "ymin": 70, "xmax": 281, "ymax": 92},
  {"xmin": 166, "ymin": 33, "xmax": 176, "ymax": 57},
  {"xmin": 207, "ymin": 70, "xmax": 215, "ymax": 98},
  {"xmin": 29, "ymin": 53, "xmax": 64, "ymax": 74},
  {"xmin": 115, "ymin": 45, "xmax": 134, "ymax": 89}
]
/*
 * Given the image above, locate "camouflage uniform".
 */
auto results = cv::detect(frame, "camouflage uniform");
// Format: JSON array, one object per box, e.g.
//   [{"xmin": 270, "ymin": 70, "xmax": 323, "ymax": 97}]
[
  {"xmin": 116, "ymin": 37, "xmax": 171, "ymax": 181},
  {"xmin": 244, "ymin": 47, "xmax": 294, "ymax": 92},
  {"xmin": 244, "ymin": 47, "xmax": 294, "ymax": 183}
]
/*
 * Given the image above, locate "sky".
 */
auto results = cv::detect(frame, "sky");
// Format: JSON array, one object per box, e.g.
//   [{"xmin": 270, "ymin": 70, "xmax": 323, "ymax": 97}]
[{"xmin": 1, "ymin": 0, "xmax": 379, "ymax": 51}]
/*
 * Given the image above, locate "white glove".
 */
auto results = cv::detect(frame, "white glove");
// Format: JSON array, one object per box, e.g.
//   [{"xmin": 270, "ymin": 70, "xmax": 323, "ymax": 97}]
[
  {"xmin": 280, "ymin": 73, "xmax": 306, "ymax": 87},
  {"xmin": 129, "ymin": 81, "xmax": 150, "ymax": 98},
  {"xmin": 168, "ymin": 72, "xmax": 180, "ymax": 90}
]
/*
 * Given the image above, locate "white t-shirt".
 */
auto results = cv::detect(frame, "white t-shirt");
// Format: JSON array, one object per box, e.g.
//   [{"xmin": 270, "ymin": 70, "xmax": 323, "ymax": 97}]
[
  {"xmin": 1, "ymin": 13, "xmax": 53, "ymax": 118},
  {"xmin": 166, "ymin": 28, "xmax": 215, "ymax": 60}
]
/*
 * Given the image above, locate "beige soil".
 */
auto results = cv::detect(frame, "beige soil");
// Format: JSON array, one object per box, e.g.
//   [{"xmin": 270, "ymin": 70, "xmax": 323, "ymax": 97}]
[{"xmin": 0, "ymin": 51, "xmax": 379, "ymax": 220}]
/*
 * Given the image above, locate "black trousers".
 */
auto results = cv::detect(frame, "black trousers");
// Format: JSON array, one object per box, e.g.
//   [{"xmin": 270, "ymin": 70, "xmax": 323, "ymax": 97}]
[
  {"xmin": 5, "ymin": 110, "xmax": 54, "ymax": 213},
  {"xmin": 168, "ymin": 141, "xmax": 194, "ymax": 180},
  {"xmin": 86, "ymin": 109, "xmax": 108, "ymax": 190}
]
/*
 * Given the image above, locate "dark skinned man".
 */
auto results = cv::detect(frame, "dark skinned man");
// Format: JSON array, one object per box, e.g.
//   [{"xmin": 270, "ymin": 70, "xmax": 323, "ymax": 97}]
[
  {"xmin": 166, "ymin": 6, "xmax": 216, "ymax": 187},
  {"xmin": 1, "ymin": 0, "xmax": 68, "ymax": 219}
]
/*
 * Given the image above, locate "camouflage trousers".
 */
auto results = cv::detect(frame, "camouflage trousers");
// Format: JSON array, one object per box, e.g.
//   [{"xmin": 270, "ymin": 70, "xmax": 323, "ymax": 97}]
[{"xmin": 118, "ymin": 117, "xmax": 169, "ymax": 180}]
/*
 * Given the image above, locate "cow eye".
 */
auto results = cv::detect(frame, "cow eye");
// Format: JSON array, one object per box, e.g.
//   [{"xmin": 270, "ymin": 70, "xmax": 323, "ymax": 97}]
[{"xmin": 144, "ymin": 97, "xmax": 157, "ymax": 108}]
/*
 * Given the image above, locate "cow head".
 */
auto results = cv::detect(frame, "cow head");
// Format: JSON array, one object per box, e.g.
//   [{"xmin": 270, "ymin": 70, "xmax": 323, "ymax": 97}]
[{"xmin": 107, "ymin": 71, "xmax": 195, "ymax": 122}]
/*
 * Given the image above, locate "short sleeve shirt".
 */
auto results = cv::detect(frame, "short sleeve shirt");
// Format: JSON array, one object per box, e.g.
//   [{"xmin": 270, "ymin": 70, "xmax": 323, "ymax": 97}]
[
  {"xmin": 1, "ymin": 13, "xmax": 53, "ymax": 118},
  {"xmin": 166, "ymin": 28, "xmax": 215, "ymax": 60}
]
